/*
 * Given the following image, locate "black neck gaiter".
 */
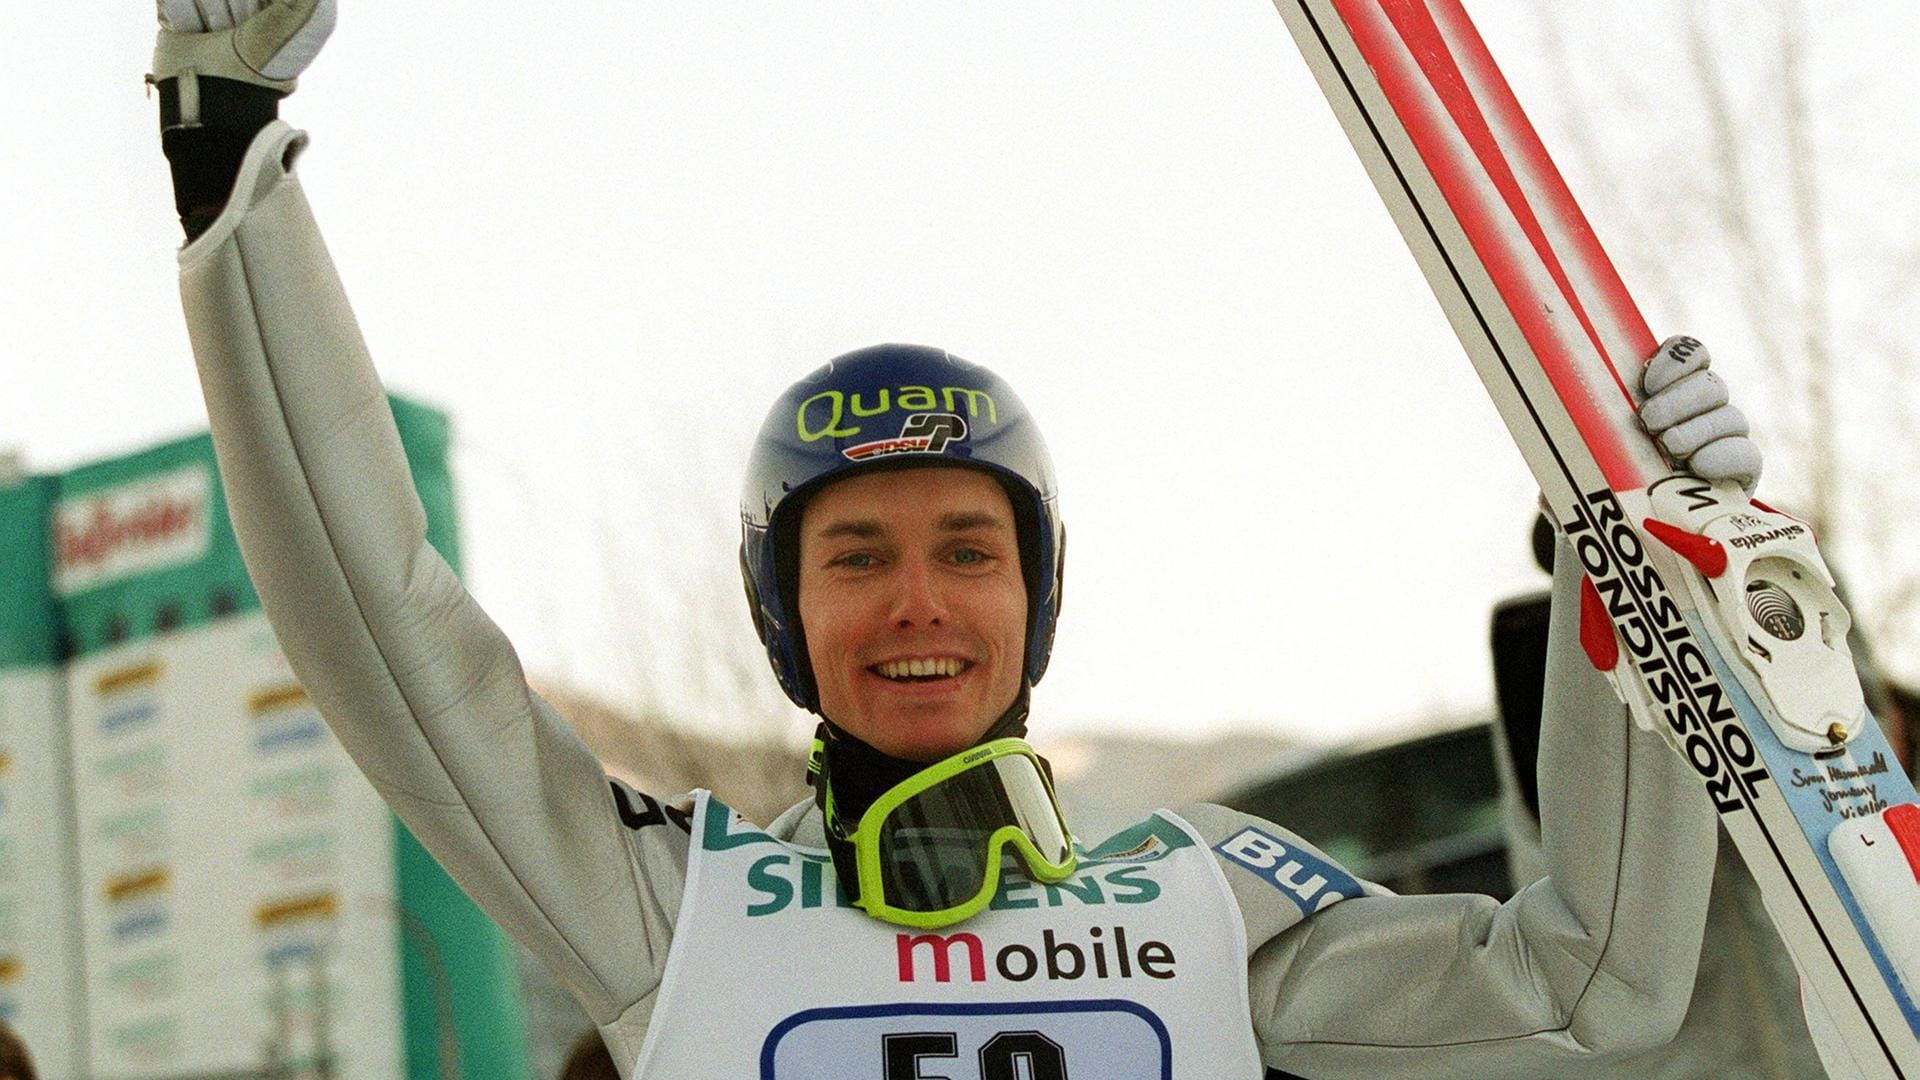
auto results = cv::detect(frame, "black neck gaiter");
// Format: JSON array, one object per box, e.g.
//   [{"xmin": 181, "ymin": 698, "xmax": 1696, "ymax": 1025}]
[{"xmin": 811, "ymin": 688, "xmax": 1033, "ymax": 901}]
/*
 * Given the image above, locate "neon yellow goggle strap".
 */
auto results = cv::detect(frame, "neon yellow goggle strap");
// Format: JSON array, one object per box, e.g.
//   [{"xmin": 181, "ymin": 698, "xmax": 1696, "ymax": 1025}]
[{"xmin": 844, "ymin": 737, "xmax": 1077, "ymax": 929}]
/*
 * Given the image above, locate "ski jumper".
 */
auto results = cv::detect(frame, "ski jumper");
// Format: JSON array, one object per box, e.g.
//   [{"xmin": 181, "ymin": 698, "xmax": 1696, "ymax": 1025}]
[{"xmin": 176, "ymin": 121, "xmax": 1730, "ymax": 1078}]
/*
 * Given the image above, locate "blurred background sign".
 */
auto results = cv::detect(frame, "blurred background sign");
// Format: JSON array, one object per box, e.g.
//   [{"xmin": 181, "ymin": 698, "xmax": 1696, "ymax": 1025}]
[{"xmin": 0, "ymin": 400, "xmax": 527, "ymax": 1080}]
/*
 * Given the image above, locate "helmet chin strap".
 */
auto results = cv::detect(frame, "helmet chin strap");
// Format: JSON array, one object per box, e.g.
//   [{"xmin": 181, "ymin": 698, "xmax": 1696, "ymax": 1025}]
[{"xmin": 810, "ymin": 687, "xmax": 1034, "ymax": 902}]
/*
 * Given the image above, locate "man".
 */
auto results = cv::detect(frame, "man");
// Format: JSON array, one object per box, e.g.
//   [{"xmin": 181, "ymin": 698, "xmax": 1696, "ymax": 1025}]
[
  {"xmin": 150, "ymin": 2, "xmax": 1770, "ymax": 1076},
  {"xmin": 0, "ymin": 1023, "xmax": 35, "ymax": 1080}
]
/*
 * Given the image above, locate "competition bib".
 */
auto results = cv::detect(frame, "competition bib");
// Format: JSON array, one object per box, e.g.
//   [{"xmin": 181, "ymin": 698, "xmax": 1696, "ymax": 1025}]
[{"xmin": 632, "ymin": 792, "xmax": 1264, "ymax": 1079}]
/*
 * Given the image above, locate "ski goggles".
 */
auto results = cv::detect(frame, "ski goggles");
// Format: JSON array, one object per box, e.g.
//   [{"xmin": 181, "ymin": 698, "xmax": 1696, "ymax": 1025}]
[{"xmin": 827, "ymin": 738, "xmax": 1077, "ymax": 929}]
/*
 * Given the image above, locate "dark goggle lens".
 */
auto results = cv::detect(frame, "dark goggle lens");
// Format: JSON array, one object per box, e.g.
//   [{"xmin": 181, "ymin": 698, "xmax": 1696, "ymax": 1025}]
[{"xmin": 874, "ymin": 753, "xmax": 1069, "ymax": 912}]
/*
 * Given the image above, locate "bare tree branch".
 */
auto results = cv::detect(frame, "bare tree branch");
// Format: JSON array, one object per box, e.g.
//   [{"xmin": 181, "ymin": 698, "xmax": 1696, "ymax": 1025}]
[
  {"xmin": 1526, "ymin": 6, "xmax": 1920, "ymax": 680},
  {"xmin": 1778, "ymin": 0, "xmax": 1838, "ymax": 536},
  {"xmin": 1682, "ymin": 3, "xmax": 1797, "ymax": 396}
]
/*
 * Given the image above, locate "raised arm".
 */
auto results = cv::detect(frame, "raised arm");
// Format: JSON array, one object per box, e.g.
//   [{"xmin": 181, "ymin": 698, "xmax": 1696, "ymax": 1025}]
[
  {"xmin": 149, "ymin": 0, "xmax": 685, "ymax": 1034},
  {"xmin": 1200, "ymin": 340, "xmax": 1761, "ymax": 1077}
]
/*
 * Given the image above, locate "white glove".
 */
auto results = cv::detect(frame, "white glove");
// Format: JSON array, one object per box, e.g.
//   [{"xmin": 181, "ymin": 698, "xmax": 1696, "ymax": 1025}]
[
  {"xmin": 152, "ymin": 0, "xmax": 335, "ymax": 102},
  {"xmin": 1639, "ymin": 335, "xmax": 1763, "ymax": 494}
]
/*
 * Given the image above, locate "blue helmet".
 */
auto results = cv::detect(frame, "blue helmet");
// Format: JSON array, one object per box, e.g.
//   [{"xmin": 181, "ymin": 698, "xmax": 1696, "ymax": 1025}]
[{"xmin": 740, "ymin": 344, "xmax": 1065, "ymax": 712}]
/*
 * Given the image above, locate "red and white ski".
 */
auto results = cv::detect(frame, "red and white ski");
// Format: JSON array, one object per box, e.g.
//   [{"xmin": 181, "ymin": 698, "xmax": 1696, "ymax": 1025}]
[{"xmin": 1268, "ymin": 1, "xmax": 1920, "ymax": 1075}]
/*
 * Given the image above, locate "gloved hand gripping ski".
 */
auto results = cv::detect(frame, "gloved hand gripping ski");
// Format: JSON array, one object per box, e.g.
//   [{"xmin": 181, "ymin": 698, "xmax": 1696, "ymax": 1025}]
[
  {"xmin": 1627, "ymin": 338, "xmax": 1868, "ymax": 761},
  {"xmin": 1638, "ymin": 336, "xmax": 1762, "ymax": 493}
]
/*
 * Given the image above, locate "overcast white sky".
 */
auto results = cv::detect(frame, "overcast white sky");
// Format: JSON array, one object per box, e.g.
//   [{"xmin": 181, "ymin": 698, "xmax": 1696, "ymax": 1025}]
[{"xmin": 5, "ymin": 4, "xmax": 1915, "ymax": 746}]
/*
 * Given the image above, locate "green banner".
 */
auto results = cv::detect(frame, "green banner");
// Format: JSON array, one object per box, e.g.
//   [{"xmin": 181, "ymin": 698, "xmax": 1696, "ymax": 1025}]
[
  {"xmin": 0, "ymin": 474, "xmax": 59, "ymax": 668},
  {"xmin": 54, "ymin": 430, "xmax": 257, "ymax": 658}
]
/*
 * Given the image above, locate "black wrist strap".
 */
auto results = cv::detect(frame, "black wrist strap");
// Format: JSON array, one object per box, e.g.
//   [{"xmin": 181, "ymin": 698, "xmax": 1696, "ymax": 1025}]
[
  {"xmin": 155, "ymin": 74, "xmax": 282, "ymax": 134},
  {"xmin": 155, "ymin": 76, "xmax": 284, "ymax": 241}
]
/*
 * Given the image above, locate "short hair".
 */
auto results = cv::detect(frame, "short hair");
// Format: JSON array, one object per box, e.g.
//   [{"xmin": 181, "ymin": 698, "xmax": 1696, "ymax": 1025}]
[
  {"xmin": 0, "ymin": 1021, "xmax": 36, "ymax": 1080},
  {"xmin": 558, "ymin": 1030, "xmax": 616, "ymax": 1080}
]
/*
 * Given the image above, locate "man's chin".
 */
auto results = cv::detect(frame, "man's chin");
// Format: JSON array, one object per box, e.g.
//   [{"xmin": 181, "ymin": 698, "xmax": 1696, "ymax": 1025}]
[
  {"xmin": 856, "ymin": 714, "xmax": 989, "ymax": 765},
  {"xmin": 878, "ymin": 732, "xmax": 977, "ymax": 765}
]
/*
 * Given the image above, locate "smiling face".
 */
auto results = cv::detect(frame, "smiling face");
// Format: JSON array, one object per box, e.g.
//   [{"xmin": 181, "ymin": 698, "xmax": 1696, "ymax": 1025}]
[{"xmin": 797, "ymin": 466, "xmax": 1028, "ymax": 762}]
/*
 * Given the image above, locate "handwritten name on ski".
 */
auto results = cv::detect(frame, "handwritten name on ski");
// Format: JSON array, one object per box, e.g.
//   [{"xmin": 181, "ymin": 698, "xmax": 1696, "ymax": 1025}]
[
  {"xmin": 1791, "ymin": 753, "xmax": 1895, "ymax": 818},
  {"xmin": 1562, "ymin": 487, "xmax": 1772, "ymax": 813}
]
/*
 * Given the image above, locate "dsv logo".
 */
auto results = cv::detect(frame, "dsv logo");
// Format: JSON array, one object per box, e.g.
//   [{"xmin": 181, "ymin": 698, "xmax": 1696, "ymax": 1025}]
[{"xmin": 842, "ymin": 413, "xmax": 969, "ymax": 462}]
